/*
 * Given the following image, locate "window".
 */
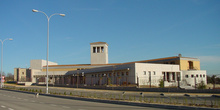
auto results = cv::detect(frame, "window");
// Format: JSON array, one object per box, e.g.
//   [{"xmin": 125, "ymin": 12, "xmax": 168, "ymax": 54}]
[
  {"xmin": 200, "ymin": 74, "xmax": 202, "ymax": 77},
  {"xmin": 93, "ymin": 47, "xmax": 96, "ymax": 53},
  {"xmin": 203, "ymin": 74, "xmax": 205, "ymax": 77},
  {"xmin": 122, "ymin": 72, "xmax": 124, "ymax": 76},
  {"xmin": 101, "ymin": 47, "xmax": 104, "ymax": 53},
  {"xmin": 153, "ymin": 71, "xmax": 156, "ymax": 75},
  {"xmin": 126, "ymin": 72, "xmax": 129, "ymax": 76},
  {"xmin": 170, "ymin": 62, "xmax": 175, "ymax": 64},
  {"xmin": 97, "ymin": 47, "xmax": 100, "ymax": 53},
  {"xmin": 189, "ymin": 61, "xmax": 193, "ymax": 70},
  {"xmin": 185, "ymin": 75, "xmax": 189, "ymax": 78},
  {"xmin": 22, "ymin": 72, "xmax": 24, "ymax": 75},
  {"xmin": 143, "ymin": 71, "xmax": 146, "ymax": 75},
  {"xmin": 196, "ymin": 74, "xmax": 198, "ymax": 77},
  {"xmin": 117, "ymin": 72, "xmax": 120, "ymax": 76},
  {"xmin": 191, "ymin": 75, "xmax": 194, "ymax": 78},
  {"xmin": 148, "ymin": 71, "xmax": 151, "ymax": 76}
]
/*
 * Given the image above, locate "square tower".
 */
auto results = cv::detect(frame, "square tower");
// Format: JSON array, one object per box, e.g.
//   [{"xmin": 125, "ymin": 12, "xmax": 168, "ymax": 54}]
[{"xmin": 90, "ymin": 42, "xmax": 108, "ymax": 64}]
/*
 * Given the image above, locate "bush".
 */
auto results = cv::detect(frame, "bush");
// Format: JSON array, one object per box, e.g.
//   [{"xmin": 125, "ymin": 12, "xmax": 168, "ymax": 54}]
[
  {"xmin": 198, "ymin": 81, "xmax": 206, "ymax": 89},
  {"xmin": 159, "ymin": 79, "xmax": 164, "ymax": 88}
]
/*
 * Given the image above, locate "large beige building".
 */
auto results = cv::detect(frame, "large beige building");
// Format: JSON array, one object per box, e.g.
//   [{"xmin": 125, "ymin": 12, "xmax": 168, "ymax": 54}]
[{"xmin": 14, "ymin": 42, "xmax": 206, "ymax": 88}]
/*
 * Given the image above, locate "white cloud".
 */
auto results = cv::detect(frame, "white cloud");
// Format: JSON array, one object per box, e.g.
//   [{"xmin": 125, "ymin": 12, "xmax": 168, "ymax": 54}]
[{"xmin": 197, "ymin": 56, "xmax": 220, "ymax": 63}]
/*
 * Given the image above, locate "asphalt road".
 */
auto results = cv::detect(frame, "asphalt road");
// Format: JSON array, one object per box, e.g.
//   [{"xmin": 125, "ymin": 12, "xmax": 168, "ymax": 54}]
[
  {"xmin": 0, "ymin": 89, "xmax": 169, "ymax": 110},
  {"xmin": 5, "ymin": 85, "xmax": 219, "ymax": 106}
]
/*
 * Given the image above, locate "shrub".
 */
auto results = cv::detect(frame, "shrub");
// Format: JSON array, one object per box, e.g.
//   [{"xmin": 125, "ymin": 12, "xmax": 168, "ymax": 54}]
[
  {"xmin": 159, "ymin": 79, "xmax": 164, "ymax": 88},
  {"xmin": 197, "ymin": 81, "xmax": 206, "ymax": 89}
]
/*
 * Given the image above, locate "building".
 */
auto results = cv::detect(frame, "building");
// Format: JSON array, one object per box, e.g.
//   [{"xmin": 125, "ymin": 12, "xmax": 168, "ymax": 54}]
[
  {"xmin": 14, "ymin": 42, "xmax": 207, "ymax": 88},
  {"xmin": 90, "ymin": 42, "xmax": 108, "ymax": 64}
]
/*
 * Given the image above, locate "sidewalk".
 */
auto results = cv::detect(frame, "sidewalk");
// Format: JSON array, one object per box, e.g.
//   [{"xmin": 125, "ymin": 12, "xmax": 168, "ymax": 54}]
[{"xmin": 4, "ymin": 83, "xmax": 219, "ymax": 97}]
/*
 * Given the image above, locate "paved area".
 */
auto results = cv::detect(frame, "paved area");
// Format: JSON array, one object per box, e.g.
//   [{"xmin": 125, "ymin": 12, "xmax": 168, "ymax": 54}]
[
  {"xmin": 3, "ymin": 84, "xmax": 220, "ymax": 108},
  {"xmin": 0, "ymin": 89, "xmax": 170, "ymax": 110}
]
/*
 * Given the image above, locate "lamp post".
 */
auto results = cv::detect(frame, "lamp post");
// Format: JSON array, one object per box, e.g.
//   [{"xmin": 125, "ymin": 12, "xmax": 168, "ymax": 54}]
[
  {"xmin": 0, "ymin": 38, "xmax": 13, "ymax": 88},
  {"xmin": 32, "ymin": 9, "xmax": 65, "ymax": 94}
]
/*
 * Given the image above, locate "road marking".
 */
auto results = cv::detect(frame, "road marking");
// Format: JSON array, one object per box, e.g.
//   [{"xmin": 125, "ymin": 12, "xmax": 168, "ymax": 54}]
[
  {"xmin": 8, "ymin": 108, "xmax": 14, "ymax": 110},
  {"xmin": 51, "ymin": 104, "xmax": 57, "ymax": 106},
  {"xmin": 1, "ymin": 105, "xmax": 6, "ymax": 108},
  {"xmin": 31, "ymin": 100, "xmax": 36, "ymax": 102},
  {"xmin": 62, "ymin": 106, "xmax": 70, "ymax": 109}
]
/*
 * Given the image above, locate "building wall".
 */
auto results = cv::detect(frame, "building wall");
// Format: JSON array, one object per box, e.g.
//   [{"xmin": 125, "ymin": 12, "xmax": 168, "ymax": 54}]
[
  {"xmin": 14, "ymin": 68, "xmax": 18, "ymax": 81},
  {"xmin": 30, "ymin": 59, "xmax": 58, "ymax": 70},
  {"xmin": 135, "ymin": 63, "xmax": 180, "ymax": 87},
  {"xmin": 90, "ymin": 42, "xmax": 108, "ymax": 64},
  {"xmin": 182, "ymin": 70, "xmax": 207, "ymax": 87},
  {"xmin": 82, "ymin": 64, "xmax": 134, "ymax": 86},
  {"xmin": 31, "ymin": 69, "xmax": 42, "ymax": 83},
  {"xmin": 180, "ymin": 58, "xmax": 200, "ymax": 70},
  {"xmin": 14, "ymin": 68, "xmax": 31, "ymax": 82}
]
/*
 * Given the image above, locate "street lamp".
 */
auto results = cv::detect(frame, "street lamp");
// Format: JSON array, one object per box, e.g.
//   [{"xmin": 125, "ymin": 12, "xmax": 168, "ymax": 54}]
[
  {"xmin": 0, "ymin": 38, "xmax": 13, "ymax": 88},
  {"xmin": 32, "ymin": 9, "xmax": 65, "ymax": 94}
]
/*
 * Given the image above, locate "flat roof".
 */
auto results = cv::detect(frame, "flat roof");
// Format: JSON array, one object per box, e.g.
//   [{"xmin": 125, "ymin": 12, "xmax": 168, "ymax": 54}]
[{"xmin": 44, "ymin": 56, "xmax": 199, "ymax": 68}]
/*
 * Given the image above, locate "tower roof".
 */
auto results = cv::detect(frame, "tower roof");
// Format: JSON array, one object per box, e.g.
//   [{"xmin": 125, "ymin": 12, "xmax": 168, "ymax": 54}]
[{"xmin": 90, "ymin": 42, "xmax": 108, "ymax": 46}]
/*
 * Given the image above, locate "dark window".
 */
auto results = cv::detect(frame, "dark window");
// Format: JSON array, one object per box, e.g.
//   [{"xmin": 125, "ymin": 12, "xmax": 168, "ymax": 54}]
[
  {"xmin": 117, "ymin": 72, "xmax": 120, "ymax": 76},
  {"xmin": 93, "ymin": 47, "xmax": 96, "ymax": 53},
  {"xmin": 189, "ymin": 61, "xmax": 193, "ymax": 70},
  {"xmin": 126, "ymin": 72, "xmax": 129, "ymax": 76},
  {"xmin": 185, "ymin": 75, "xmax": 189, "ymax": 78},
  {"xmin": 101, "ymin": 47, "xmax": 104, "ymax": 53},
  {"xmin": 191, "ymin": 75, "xmax": 194, "ymax": 78},
  {"xmin": 97, "ymin": 47, "xmax": 100, "ymax": 53}
]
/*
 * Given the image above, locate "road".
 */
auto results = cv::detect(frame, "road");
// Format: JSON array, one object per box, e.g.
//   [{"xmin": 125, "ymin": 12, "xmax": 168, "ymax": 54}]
[
  {"xmin": 0, "ymin": 89, "xmax": 169, "ymax": 110},
  {"xmin": 4, "ymin": 85, "xmax": 219, "ymax": 106}
]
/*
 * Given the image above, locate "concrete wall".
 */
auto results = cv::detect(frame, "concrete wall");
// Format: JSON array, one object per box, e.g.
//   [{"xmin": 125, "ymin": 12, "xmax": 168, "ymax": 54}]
[
  {"xmin": 90, "ymin": 42, "xmax": 108, "ymax": 64},
  {"xmin": 135, "ymin": 63, "xmax": 180, "ymax": 87},
  {"xmin": 180, "ymin": 58, "xmax": 200, "ymax": 70},
  {"xmin": 30, "ymin": 59, "xmax": 58, "ymax": 70},
  {"xmin": 182, "ymin": 70, "xmax": 207, "ymax": 87},
  {"xmin": 14, "ymin": 68, "xmax": 31, "ymax": 82}
]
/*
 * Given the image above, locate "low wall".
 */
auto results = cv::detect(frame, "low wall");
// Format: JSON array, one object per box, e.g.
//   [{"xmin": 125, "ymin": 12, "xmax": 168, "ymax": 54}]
[
  {"xmin": 17, "ymin": 82, "xmax": 33, "ymax": 86},
  {"xmin": 40, "ymin": 84, "xmax": 220, "ymax": 94}
]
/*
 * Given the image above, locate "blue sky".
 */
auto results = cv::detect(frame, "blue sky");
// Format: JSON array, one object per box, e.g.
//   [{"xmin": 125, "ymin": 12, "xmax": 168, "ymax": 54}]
[{"xmin": 0, "ymin": 0, "xmax": 220, "ymax": 76}]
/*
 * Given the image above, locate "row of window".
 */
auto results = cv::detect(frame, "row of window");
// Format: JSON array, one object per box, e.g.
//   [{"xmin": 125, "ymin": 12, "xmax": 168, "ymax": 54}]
[
  {"xmin": 91, "ymin": 72, "xmax": 129, "ymax": 77},
  {"xmin": 93, "ymin": 46, "xmax": 104, "ymax": 53},
  {"xmin": 185, "ymin": 74, "xmax": 206, "ymax": 78},
  {"xmin": 143, "ymin": 71, "xmax": 156, "ymax": 75}
]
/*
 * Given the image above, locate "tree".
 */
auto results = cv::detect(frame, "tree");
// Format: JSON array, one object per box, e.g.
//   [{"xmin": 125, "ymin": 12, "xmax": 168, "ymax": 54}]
[{"xmin": 5, "ymin": 73, "xmax": 14, "ymax": 81}]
